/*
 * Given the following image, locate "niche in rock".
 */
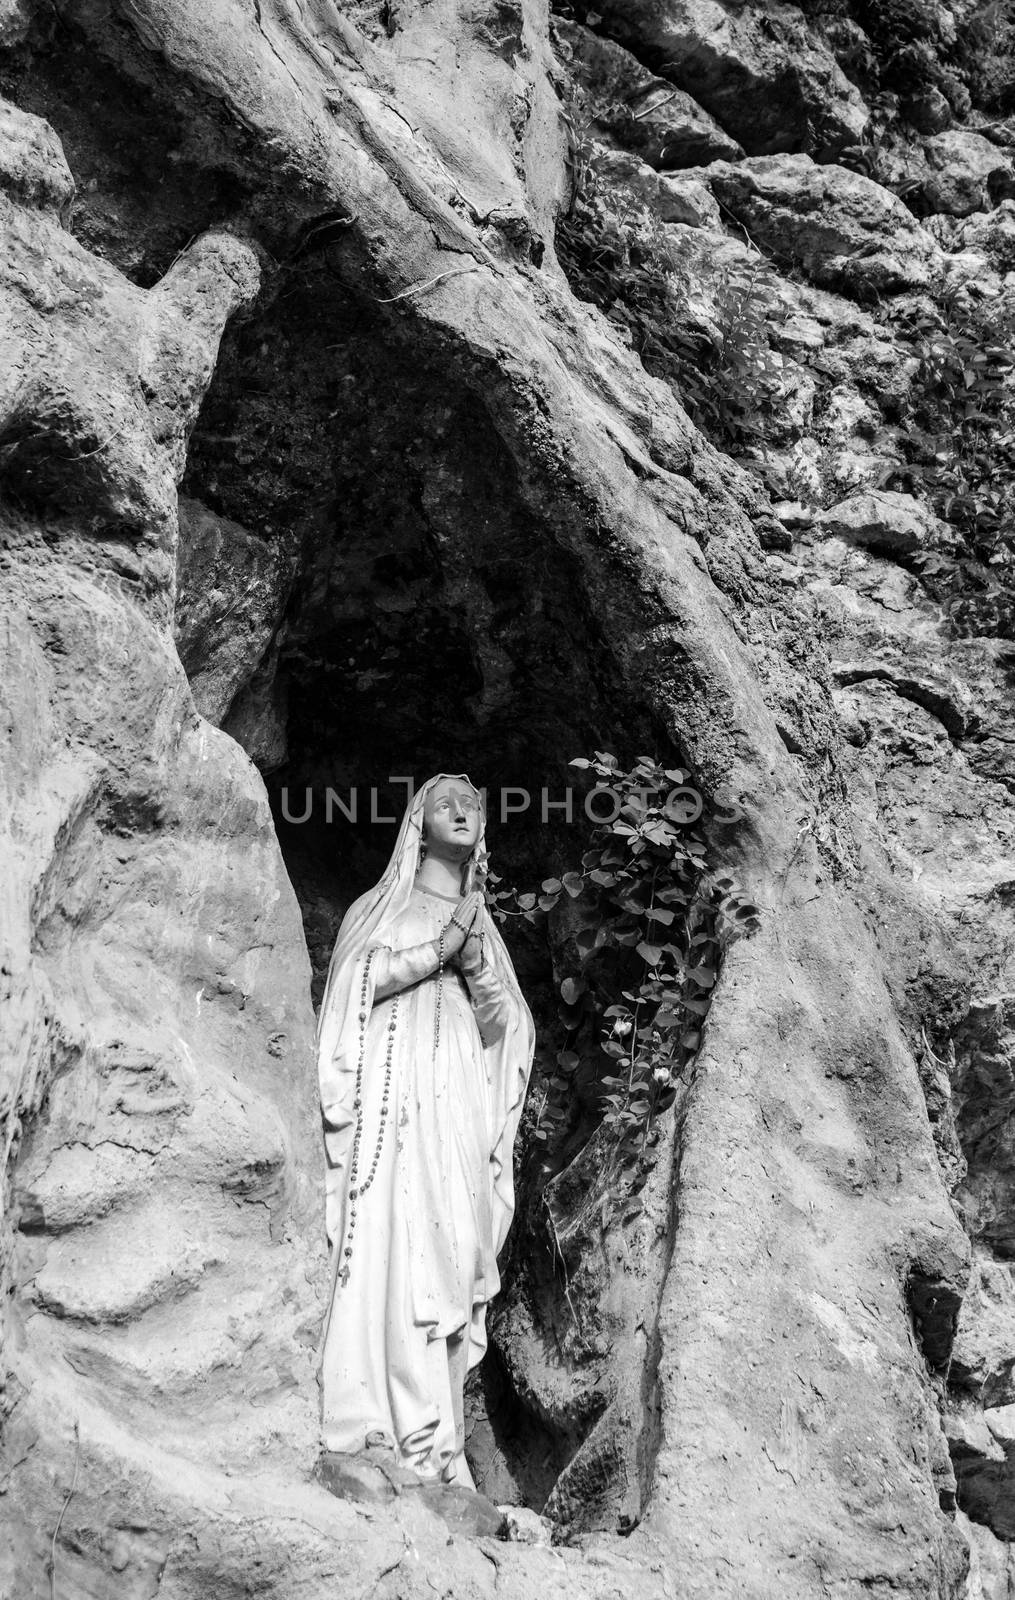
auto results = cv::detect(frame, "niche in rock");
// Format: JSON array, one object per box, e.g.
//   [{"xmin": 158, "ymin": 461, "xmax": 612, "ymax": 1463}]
[{"xmin": 177, "ymin": 255, "xmax": 672, "ymax": 1529}]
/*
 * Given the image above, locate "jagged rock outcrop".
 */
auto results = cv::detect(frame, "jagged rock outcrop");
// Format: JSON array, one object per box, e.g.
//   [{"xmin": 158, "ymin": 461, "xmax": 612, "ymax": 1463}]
[
  {"xmin": 814, "ymin": 489, "xmax": 951, "ymax": 557},
  {"xmin": 687, "ymin": 153, "xmax": 944, "ymax": 293},
  {"xmin": 555, "ymin": 20, "xmax": 743, "ymax": 169},
  {"xmin": 583, "ymin": 0, "xmax": 869, "ymax": 156},
  {"xmin": 922, "ymin": 129, "xmax": 1014, "ymax": 218},
  {"xmin": 2, "ymin": 0, "xmax": 1015, "ymax": 1595},
  {"xmin": 174, "ymin": 496, "xmax": 295, "ymax": 724}
]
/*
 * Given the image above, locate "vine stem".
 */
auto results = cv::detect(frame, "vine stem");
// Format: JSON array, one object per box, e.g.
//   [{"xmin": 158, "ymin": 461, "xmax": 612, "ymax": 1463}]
[
  {"xmin": 50, "ymin": 1420, "xmax": 81, "ymax": 1600},
  {"xmin": 533, "ymin": 1084, "xmax": 549, "ymax": 1137},
  {"xmin": 373, "ymin": 266, "xmax": 478, "ymax": 304},
  {"xmin": 544, "ymin": 1196, "xmax": 583, "ymax": 1340},
  {"xmin": 628, "ymin": 864, "xmax": 659, "ymax": 1137}
]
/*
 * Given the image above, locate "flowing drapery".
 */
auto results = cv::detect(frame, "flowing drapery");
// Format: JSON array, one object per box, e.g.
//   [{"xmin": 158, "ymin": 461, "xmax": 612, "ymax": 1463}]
[{"xmin": 315, "ymin": 775, "xmax": 535, "ymax": 1476}]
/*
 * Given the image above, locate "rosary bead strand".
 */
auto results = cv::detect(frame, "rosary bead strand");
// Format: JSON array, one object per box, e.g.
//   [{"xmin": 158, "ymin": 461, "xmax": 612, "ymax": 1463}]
[
  {"xmin": 433, "ymin": 904, "xmax": 469, "ymax": 1057},
  {"xmin": 340, "ymin": 905, "xmax": 471, "ymax": 1284},
  {"xmin": 434, "ymin": 923, "xmax": 445, "ymax": 1060},
  {"xmin": 338, "ymin": 947, "xmax": 399, "ymax": 1289}
]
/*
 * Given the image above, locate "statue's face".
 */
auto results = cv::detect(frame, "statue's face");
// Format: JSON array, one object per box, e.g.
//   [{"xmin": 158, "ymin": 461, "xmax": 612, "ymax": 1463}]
[{"xmin": 423, "ymin": 779, "xmax": 482, "ymax": 858}]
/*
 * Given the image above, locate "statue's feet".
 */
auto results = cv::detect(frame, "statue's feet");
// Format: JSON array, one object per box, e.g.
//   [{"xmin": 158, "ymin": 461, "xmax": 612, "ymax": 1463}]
[{"xmin": 364, "ymin": 1430, "xmax": 396, "ymax": 1455}]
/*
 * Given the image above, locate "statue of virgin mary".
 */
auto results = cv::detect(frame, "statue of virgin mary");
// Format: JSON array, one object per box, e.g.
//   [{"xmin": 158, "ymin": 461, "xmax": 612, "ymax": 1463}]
[{"xmin": 316, "ymin": 774, "xmax": 535, "ymax": 1489}]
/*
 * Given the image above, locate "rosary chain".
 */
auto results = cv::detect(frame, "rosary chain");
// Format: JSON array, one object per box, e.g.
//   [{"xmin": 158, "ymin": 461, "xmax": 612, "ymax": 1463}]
[
  {"xmin": 338, "ymin": 946, "xmax": 399, "ymax": 1287},
  {"xmin": 338, "ymin": 906, "xmax": 486, "ymax": 1289},
  {"xmin": 434, "ymin": 923, "xmax": 444, "ymax": 1059}
]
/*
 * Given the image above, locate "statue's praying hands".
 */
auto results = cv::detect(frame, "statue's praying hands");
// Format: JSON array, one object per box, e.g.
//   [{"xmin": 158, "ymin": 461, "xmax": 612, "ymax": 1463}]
[
  {"xmin": 446, "ymin": 891, "xmax": 487, "ymax": 973},
  {"xmin": 442, "ymin": 889, "xmax": 484, "ymax": 963}
]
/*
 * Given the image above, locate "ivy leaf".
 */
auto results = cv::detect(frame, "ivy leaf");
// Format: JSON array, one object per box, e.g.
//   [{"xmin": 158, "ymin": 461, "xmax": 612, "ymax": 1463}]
[
  {"xmin": 562, "ymin": 871, "xmax": 585, "ymax": 897},
  {"xmin": 616, "ymin": 890, "xmax": 648, "ymax": 914},
  {"xmin": 539, "ymin": 893, "xmax": 560, "ymax": 912},
  {"xmin": 560, "ymin": 976, "xmax": 587, "ymax": 1005},
  {"xmin": 591, "ymin": 868, "xmax": 619, "ymax": 887},
  {"xmin": 643, "ymin": 820, "xmax": 677, "ymax": 845},
  {"xmin": 656, "ymin": 886, "xmax": 689, "ymax": 905},
  {"xmin": 542, "ymin": 877, "xmax": 563, "ymax": 894},
  {"xmin": 518, "ymin": 892, "xmax": 536, "ymax": 911},
  {"xmin": 637, "ymin": 941, "xmax": 663, "ymax": 965},
  {"xmin": 654, "ymin": 1008, "xmax": 682, "ymax": 1030},
  {"xmin": 569, "ymin": 758, "xmax": 591, "ymax": 769},
  {"xmin": 646, "ymin": 907, "xmax": 675, "ymax": 925}
]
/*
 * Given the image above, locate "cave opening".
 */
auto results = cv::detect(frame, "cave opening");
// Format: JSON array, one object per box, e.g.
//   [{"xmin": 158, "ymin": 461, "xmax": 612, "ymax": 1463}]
[{"xmin": 177, "ymin": 249, "xmax": 677, "ymax": 1528}]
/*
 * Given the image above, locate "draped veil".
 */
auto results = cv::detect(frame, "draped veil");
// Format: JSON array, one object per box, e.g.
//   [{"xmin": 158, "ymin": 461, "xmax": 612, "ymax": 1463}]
[{"xmin": 315, "ymin": 774, "xmax": 535, "ymax": 1380}]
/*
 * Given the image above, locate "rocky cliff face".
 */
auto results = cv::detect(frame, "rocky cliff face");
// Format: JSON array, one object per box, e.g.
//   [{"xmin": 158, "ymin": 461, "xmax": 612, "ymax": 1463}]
[{"xmin": 2, "ymin": 0, "xmax": 1015, "ymax": 1595}]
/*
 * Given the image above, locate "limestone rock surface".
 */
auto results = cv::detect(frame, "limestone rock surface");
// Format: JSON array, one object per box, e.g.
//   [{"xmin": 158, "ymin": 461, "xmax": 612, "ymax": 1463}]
[
  {"xmin": 587, "ymin": 0, "xmax": 869, "ymax": 156},
  {"xmin": 0, "ymin": 94, "xmax": 72, "ymax": 209},
  {"xmin": 174, "ymin": 496, "xmax": 294, "ymax": 724},
  {"xmin": 556, "ymin": 19, "xmax": 743, "ymax": 169},
  {"xmin": 699, "ymin": 154, "xmax": 943, "ymax": 293},
  {"xmin": 958, "ymin": 200, "xmax": 1015, "ymax": 271},
  {"xmin": 951, "ymin": 1252, "xmax": 1015, "ymax": 1408},
  {"xmin": 922, "ymin": 130, "xmax": 1014, "ymax": 217},
  {"xmin": 815, "ymin": 490, "xmax": 951, "ymax": 556}
]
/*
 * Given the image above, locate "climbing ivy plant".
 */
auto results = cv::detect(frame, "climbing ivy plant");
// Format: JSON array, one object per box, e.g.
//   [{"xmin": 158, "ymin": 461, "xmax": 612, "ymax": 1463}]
[{"xmin": 486, "ymin": 753, "xmax": 760, "ymax": 1174}]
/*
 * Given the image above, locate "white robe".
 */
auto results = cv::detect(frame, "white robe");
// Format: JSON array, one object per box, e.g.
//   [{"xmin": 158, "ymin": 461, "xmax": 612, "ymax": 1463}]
[{"xmin": 319, "ymin": 885, "xmax": 518, "ymax": 1477}]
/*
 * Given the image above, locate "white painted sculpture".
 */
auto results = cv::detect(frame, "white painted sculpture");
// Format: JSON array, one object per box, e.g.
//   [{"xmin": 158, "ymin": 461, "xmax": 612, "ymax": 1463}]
[{"xmin": 316, "ymin": 774, "xmax": 535, "ymax": 1488}]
